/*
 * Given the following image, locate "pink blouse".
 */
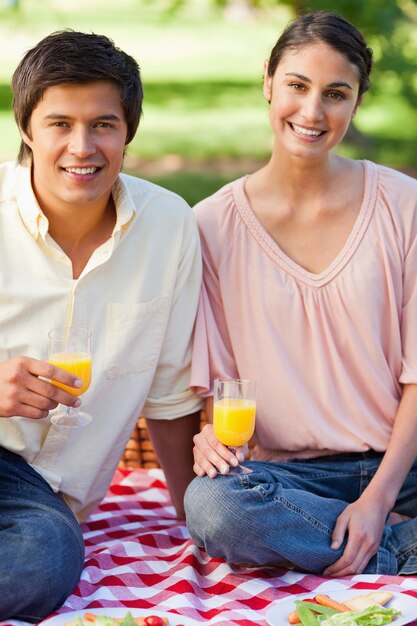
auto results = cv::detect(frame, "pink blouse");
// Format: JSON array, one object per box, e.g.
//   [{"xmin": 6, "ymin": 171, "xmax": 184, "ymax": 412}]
[{"xmin": 191, "ymin": 161, "xmax": 417, "ymax": 460}]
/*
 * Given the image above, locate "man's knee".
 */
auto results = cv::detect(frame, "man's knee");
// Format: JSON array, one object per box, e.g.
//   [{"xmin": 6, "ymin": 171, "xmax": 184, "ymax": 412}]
[{"xmin": 0, "ymin": 508, "xmax": 84, "ymax": 622}]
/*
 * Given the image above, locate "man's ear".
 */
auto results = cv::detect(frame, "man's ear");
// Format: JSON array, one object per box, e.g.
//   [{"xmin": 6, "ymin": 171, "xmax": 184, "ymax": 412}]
[
  {"xmin": 263, "ymin": 59, "xmax": 272, "ymax": 104},
  {"xmin": 19, "ymin": 126, "xmax": 33, "ymax": 148}
]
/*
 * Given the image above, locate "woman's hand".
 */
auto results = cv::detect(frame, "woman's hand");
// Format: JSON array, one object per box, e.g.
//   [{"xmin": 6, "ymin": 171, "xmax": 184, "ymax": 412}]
[
  {"xmin": 192, "ymin": 423, "xmax": 247, "ymax": 478},
  {"xmin": 324, "ymin": 386, "xmax": 417, "ymax": 576},
  {"xmin": 323, "ymin": 494, "xmax": 390, "ymax": 576}
]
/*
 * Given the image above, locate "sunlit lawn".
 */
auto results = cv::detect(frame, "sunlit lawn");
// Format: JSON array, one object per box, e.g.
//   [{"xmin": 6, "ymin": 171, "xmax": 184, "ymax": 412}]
[{"xmin": 0, "ymin": 0, "xmax": 415, "ymax": 204}]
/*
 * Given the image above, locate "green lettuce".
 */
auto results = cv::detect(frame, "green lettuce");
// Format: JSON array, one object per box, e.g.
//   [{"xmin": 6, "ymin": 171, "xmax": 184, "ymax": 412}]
[
  {"xmin": 90, "ymin": 617, "xmax": 119, "ymax": 626},
  {"xmin": 320, "ymin": 605, "xmax": 401, "ymax": 626},
  {"xmin": 119, "ymin": 613, "xmax": 138, "ymax": 626}
]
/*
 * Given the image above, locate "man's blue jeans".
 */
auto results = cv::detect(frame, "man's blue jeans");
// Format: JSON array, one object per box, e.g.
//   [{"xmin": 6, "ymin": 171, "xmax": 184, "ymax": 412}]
[
  {"xmin": 0, "ymin": 446, "xmax": 85, "ymax": 622},
  {"xmin": 184, "ymin": 452, "xmax": 417, "ymax": 574}
]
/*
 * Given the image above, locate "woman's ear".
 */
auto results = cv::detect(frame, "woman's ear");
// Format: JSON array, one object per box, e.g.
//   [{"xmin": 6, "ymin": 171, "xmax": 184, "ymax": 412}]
[
  {"xmin": 263, "ymin": 59, "xmax": 272, "ymax": 103},
  {"xmin": 351, "ymin": 95, "xmax": 363, "ymax": 119}
]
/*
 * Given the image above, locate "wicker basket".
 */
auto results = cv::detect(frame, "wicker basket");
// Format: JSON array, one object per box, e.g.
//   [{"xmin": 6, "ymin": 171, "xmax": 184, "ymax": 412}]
[
  {"xmin": 120, "ymin": 416, "xmax": 157, "ymax": 469},
  {"xmin": 120, "ymin": 413, "xmax": 207, "ymax": 469}
]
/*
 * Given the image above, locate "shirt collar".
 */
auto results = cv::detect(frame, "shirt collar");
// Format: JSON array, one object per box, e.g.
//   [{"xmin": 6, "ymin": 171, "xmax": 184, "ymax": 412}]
[
  {"xmin": 110, "ymin": 174, "xmax": 136, "ymax": 233},
  {"xmin": 15, "ymin": 163, "xmax": 136, "ymax": 241},
  {"xmin": 15, "ymin": 163, "xmax": 48, "ymax": 239}
]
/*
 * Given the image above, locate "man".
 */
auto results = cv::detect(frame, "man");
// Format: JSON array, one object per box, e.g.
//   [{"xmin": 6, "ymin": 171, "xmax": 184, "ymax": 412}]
[{"xmin": 0, "ymin": 30, "xmax": 203, "ymax": 622}]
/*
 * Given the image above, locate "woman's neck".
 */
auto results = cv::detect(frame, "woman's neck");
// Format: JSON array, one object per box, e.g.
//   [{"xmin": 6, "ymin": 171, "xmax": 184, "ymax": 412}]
[{"xmin": 264, "ymin": 149, "xmax": 345, "ymax": 199}]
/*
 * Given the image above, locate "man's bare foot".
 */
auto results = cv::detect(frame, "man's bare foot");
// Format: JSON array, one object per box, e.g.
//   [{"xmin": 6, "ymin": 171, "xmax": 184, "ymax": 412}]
[{"xmin": 388, "ymin": 511, "xmax": 412, "ymax": 525}]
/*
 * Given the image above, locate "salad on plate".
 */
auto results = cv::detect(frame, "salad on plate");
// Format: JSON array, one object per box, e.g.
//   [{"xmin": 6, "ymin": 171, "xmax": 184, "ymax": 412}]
[{"xmin": 289, "ymin": 592, "xmax": 400, "ymax": 626}]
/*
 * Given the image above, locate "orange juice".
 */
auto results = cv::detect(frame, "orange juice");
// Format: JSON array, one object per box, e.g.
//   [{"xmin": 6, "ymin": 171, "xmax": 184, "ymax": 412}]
[
  {"xmin": 213, "ymin": 398, "xmax": 256, "ymax": 446},
  {"xmin": 49, "ymin": 352, "xmax": 92, "ymax": 395}
]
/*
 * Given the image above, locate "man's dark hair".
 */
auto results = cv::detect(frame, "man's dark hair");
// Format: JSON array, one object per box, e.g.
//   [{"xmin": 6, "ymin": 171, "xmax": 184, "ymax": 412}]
[{"xmin": 12, "ymin": 30, "xmax": 143, "ymax": 164}]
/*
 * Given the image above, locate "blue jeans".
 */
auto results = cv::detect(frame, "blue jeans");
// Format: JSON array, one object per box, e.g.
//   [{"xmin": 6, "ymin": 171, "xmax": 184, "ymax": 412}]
[
  {"xmin": 0, "ymin": 446, "xmax": 85, "ymax": 622},
  {"xmin": 184, "ymin": 452, "xmax": 417, "ymax": 575}
]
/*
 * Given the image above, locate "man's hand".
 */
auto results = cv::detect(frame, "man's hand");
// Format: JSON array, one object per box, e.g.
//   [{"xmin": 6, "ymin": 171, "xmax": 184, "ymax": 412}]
[
  {"xmin": 193, "ymin": 423, "xmax": 247, "ymax": 478},
  {"xmin": 0, "ymin": 356, "xmax": 83, "ymax": 419},
  {"xmin": 323, "ymin": 495, "xmax": 389, "ymax": 576}
]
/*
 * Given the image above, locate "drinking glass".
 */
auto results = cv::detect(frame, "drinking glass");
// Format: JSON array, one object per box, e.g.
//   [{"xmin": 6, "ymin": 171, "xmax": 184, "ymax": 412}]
[
  {"xmin": 213, "ymin": 378, "xmax": 257, "ymax": 474},
  {"xmin": 48, "ymin": 327, "xmax": 92, "ymax": 428}
]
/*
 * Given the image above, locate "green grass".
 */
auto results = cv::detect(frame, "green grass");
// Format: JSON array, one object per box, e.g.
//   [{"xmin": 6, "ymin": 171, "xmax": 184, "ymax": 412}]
[
  {"xmin": 0, "ymin": 0, "xmax": 282, "ymax": 165},
  {"xmin": 133, "ymin": 85, "xmax": 271, "ymax": 160},
  {"xmin": 0, "ymin": 0, "xmax": 287, "ymax": 82},
  {"xmin": 352, "ymin": 92, "xmax": 417, "ymax": 168},
  {"xmin": 135, "ymin": 170, "xmax": 238, "ymax": 207},
  {"xmin": 0, "ymin": 0, "xmax": 415, "ymax": 205}
]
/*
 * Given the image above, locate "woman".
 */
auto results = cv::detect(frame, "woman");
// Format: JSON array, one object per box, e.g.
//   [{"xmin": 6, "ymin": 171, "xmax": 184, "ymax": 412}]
[{"xmin": 184, "ymin": 11, "xmax": 417, "ymax": 576}]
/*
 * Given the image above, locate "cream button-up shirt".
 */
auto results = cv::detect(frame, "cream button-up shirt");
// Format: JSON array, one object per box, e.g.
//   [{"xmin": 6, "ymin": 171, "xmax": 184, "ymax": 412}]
[{"xmin": 0, "ymin": 161, "xmax": 203, "ymax": 520}]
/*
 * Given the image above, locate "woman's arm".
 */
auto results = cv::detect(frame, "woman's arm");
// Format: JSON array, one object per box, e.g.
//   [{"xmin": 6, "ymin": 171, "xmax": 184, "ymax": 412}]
[{"xmin": 324, "ymin": 383, "xmax": 417, "ymax": 576}]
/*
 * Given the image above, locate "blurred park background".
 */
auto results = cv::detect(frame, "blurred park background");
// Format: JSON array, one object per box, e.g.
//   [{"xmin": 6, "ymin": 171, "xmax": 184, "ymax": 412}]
[{"xmin": 0, "ymin": 0, "xmax": 416, "ymax": 205}]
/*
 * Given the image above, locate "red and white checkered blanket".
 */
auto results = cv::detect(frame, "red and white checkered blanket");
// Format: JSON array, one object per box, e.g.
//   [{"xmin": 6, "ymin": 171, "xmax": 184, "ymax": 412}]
[{"xmin": 4, "ymin": 468, "xmax": 417, "ymax": 625}]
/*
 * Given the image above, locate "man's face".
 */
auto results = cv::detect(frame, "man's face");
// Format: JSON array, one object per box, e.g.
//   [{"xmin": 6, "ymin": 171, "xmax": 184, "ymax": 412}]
[{"xmin": 21, "ymin": 81, "xmax": 128, "ymax": 216}]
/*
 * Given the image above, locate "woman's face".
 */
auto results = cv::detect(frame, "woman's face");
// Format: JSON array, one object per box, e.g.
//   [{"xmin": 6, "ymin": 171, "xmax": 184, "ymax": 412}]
[{"xmin": 264, "ymin": 41, "xmax": 362, "ymax": 160}]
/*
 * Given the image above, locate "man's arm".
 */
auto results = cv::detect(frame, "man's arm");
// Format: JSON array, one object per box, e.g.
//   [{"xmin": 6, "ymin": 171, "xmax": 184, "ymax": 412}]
[{"xmin": 145, "ymin": 411, "xmax": 201, "ymax": 519}]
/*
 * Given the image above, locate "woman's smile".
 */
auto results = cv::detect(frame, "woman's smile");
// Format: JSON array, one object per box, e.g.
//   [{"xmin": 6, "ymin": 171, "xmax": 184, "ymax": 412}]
[
  {"xmin": 288, "ymin": 122, "xmax": 326, "ymax": 139},
  {"xmin": 263, "ymin": 41, "xmax": 360, "ymax": 160}
]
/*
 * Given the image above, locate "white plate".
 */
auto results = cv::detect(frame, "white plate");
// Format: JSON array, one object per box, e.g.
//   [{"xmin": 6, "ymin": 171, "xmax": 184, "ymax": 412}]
[
  {"xmin": 265, "ymin": 589, "xmax": 417, "ymax": 626},
  {"xmin": 39, "ymin": 608, "xmax": 201, "ymax": 626}
]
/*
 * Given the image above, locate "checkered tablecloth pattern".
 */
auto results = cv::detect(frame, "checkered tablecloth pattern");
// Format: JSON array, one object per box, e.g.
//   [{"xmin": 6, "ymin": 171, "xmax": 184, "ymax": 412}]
[{"xmin": 4, "ymin": 467, "xmax": 417, "ymax": 625}]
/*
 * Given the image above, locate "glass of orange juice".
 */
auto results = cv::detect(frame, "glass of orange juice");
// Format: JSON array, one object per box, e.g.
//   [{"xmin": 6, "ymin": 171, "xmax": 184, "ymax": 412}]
[
  {"xmin": 48, "ymin": 327, "xmax": 92, "ymax": 428},
  {"xmin": 213, "ymin": 378, "xmax": 256, "ymax": 474}
]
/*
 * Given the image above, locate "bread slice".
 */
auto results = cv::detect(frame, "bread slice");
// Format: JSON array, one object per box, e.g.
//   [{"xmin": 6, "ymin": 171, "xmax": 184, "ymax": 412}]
[
  {"xmin": 343, "ymin": 591, "xmax": 393, "ymax": 612},
  {"xmin": 367, "ymin": 591, "xmax": 394, "ymax": 605}
]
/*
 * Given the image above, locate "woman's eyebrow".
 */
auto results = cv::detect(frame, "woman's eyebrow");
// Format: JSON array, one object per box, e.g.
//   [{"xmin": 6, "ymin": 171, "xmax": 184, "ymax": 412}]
[
  {"xmin": 284, "ymin": 72, "xmax": 312, "ymax": 82},
  {"xmin": 284, "ymin": 72, "xmax": 353, "ymax": 90}
]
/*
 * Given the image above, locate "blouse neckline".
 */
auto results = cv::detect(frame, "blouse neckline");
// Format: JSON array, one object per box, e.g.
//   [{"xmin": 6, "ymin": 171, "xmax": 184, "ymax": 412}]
[{"xmin": 233, "ymin": 160, "xmax": 377, "ymax": 288}]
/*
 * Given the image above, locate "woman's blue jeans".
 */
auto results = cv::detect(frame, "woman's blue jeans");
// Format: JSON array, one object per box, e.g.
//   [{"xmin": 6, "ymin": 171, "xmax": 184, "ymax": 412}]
[
  {"xmin": 0, "ymin": 446, "xmax": 85, "ymax": 622},
  {"xmin": 184, "ymin": 452, "xmax": 417, "ymax": 575}
]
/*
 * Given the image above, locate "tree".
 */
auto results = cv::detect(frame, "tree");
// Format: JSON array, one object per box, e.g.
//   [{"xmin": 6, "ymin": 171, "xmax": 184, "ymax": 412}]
[
  {"xmin": 158, "ymin": 0, "xmax": 417, "ymax": 105},
  {"xmin": 229, "ymin": 0, "xmax": 416, "ymax": 105}
]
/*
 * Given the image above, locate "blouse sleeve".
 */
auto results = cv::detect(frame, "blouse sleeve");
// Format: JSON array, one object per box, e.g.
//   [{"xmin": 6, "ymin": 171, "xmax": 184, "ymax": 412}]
[
  {"xmin": 191, "ymin": 196, "xmax": 239, "ymax": 397},
  {"xmin": 397, "ymin": 172, "xmax": 417, "ymax": 384},
  {"xmin": 400, "ymin": 230, "xmax": 417, "ymax": 384}
]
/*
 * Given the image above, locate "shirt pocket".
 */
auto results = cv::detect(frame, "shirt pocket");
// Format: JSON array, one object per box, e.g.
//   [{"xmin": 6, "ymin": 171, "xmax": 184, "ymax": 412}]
[{"xmin": 105, "ymin": 297, "xmax": 169, "ymax": 379}]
